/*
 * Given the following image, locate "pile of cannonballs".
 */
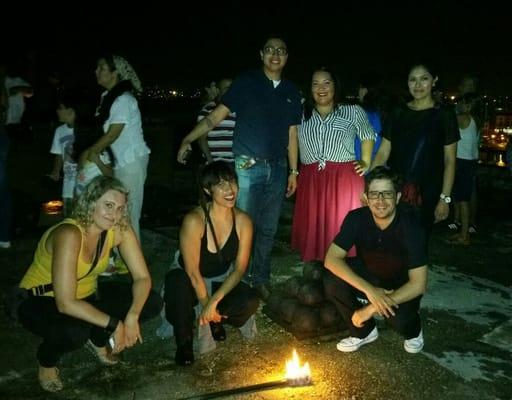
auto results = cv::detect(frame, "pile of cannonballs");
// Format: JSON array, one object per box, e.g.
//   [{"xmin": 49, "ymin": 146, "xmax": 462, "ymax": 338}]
[{"xmin": 266, "ymin": 263, "xmax": 344, "ymax": 336}]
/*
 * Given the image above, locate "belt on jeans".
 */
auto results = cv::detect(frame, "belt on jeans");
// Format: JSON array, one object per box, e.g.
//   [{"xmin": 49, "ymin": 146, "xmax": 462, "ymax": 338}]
[{"xmin": 237, "ymin": 154, "xmax": 282, "ymax": 163}]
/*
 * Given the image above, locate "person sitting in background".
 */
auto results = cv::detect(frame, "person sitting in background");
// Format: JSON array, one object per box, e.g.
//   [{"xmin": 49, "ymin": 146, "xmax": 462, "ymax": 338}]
[
  {"xmin": 324, "ymin": 167, "xmax": 428, "ymax": 354},
  {"xmin": 16, "ymin": 176, "xmax": 162, "ymax": 392},
  {"xmin": 163, "ymin": 162, "xmax": 258, "ymax": 366},
  {"xmin": 197, "ymin": 79, "xmax": 236, "ymax": 163}
]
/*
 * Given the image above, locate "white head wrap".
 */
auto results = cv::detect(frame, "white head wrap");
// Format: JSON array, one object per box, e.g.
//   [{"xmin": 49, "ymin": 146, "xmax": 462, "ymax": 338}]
[{"xmin": 113, "ymin": 55, "xmax": 142, "ymax": 94}]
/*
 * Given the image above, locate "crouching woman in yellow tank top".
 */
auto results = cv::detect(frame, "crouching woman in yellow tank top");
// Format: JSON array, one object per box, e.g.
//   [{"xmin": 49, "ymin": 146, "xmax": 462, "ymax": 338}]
[{"xmin": 17, "ymin": 176, "xmax": 162, "ymax": 392}]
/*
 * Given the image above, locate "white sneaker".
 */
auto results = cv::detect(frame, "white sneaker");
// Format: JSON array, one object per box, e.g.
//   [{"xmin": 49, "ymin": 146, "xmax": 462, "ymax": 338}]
[
  {"xmin": 0, "ymin": 241, "xmax": 11, "ymax": 249},
  {"xmin": 404, "ymin": 330, "xmax": 424, "ymax": 353},
  {"xmin": 336, "ymin": 327, "xmax": 378, "ymax": 352}
]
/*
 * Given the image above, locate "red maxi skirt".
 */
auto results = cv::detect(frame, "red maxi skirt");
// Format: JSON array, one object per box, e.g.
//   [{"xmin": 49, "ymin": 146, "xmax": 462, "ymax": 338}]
[{"xmin": 291, "ymin": 161, "xmax": 364, "ymax": 262}]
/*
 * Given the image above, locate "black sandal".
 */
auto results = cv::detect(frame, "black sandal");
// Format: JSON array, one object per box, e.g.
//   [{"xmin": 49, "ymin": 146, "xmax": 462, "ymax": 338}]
[
  {"xmin": 175, "ymin": 338, "xmax": 194, "ymax": 366},
  {"xmin": 209, "ymin": 322, "xmax": 227, "ymax": 341}
]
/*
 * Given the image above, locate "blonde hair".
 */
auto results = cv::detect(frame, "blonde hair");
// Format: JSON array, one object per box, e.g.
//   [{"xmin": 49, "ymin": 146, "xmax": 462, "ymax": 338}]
[{"xmin": 72, "ymin": 176, "xmax": 130, "ymax": 230}]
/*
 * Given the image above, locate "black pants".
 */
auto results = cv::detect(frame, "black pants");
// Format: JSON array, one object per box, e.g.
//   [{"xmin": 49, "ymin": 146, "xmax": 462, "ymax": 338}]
[
  {"xmin": 164, "ymin": 268, "xmax": 259, "ymax": 342},
  {"xmin": 17, "ymin": 281, "xmax": 163, "ymax": 367},
  {"xmin": 323, "ymin": 270, "xmax": 422, "ymax": 340}
]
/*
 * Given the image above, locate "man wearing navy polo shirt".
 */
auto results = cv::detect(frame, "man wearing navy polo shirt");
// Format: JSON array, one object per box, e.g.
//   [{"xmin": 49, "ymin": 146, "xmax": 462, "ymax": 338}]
[
  {"xmin": 177, "ymin": 36, "xmax": 302, "ymax": 300},
  {"xmin": 323, "ymin": 167, "xmax": 428, "ymax": 354}
]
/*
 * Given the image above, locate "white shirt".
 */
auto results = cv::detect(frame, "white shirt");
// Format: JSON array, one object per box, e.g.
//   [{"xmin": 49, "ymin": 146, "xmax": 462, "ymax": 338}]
[
  {"xmin": 5, "ymin": 76, "xmax": 31, "ymax": 125},
  {"xmin": 457, "ymin": 117, "xmax": 479, "ymax": 160},
  {"xmin": 50, "ymin": 124, "xmax": 77, "ymax": 198},
  {"xmin": 298, "ymin": 104, "xmax": 376, "ymax": 168},
  {"xmin": 101, "ymin": 91, "xmax": 150, "ymax": 168},
  {"xmin": 75, "ymin": 152, "xmax": 111, "ymax": 196}
]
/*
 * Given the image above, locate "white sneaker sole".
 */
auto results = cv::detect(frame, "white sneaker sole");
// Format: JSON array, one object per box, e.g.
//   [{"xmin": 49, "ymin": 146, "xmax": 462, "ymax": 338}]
[
  {"xmin": 404, "ymin": 331, "xmax": 424, "ymax": 353},
  {"xmin": 337, "ymin": 330, "xmax": 379, "ymax": 352},
  {"xmin": 404, "ymin": 342, "xmax": 424, "ymax": 353}
]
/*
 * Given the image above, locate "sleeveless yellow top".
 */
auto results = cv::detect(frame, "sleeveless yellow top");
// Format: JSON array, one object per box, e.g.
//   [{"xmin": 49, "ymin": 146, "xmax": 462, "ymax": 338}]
[{"xmin": 19, "ymin": 218, "xmax": 115, "ymax": 299}]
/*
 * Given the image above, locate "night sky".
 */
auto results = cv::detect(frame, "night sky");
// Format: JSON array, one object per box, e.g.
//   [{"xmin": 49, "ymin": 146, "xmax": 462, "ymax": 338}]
[{"xmin": 5, "ymin": 2, "xmax": 511, "ymax": 95}]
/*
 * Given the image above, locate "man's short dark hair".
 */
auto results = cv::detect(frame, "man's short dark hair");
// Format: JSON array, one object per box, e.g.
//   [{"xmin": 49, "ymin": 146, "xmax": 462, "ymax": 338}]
[
  {"xmin": 365, "ymin": 166, "xmax": 403, "ymax": 193},
  {"xmin": 261, "ymin": 34, "xmax": 287, "ymax": 49}
]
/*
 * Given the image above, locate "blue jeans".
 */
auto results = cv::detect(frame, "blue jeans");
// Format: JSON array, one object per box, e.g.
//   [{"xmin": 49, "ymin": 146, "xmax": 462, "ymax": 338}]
[
  {"xmin": 0, "ymin": 133, "xmax": 11, "ymax": 242},
  {"xmin": 234, "ymin": 156, "xmax": 287, "ymax": 286}
]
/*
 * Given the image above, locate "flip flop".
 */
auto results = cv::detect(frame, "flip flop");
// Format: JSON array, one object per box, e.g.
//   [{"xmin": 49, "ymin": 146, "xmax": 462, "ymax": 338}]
[{"xmin": 39, "ymin": 367, "xmax": 63, "ymax": 392}]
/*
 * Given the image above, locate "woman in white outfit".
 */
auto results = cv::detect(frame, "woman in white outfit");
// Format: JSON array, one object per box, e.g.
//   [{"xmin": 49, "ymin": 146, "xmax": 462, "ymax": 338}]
[{"xmin": 85, "ymin": 54, "xmax": 150, "ymax": 240}]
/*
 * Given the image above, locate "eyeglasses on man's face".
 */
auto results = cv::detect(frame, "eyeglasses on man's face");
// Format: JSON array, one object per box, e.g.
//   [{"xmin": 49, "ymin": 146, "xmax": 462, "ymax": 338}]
[
  {"xmin": 367, "ymin": 190, "xmax": 395, "ymax": 200},
  {"xmin": 263, "ymin": 46, "xmax": 288, "ymax": 56}
]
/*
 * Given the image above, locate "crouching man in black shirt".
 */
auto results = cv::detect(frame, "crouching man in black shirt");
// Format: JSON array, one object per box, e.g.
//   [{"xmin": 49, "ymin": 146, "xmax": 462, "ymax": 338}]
[{"xmin": 324, "ymin": 166, "xmax": 428, "ymax": 353}]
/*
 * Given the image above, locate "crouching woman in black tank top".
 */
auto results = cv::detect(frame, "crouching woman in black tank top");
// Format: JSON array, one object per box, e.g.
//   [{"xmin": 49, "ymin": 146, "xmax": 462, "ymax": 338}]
[{"xmin": 164, "ymin": 161, "xmax": 259, "ymax": 366}]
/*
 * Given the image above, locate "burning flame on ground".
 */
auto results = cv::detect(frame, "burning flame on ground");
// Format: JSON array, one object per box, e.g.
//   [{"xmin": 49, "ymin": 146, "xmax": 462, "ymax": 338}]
[
  {"xmin": 42, "ymin": 200, "xmax": 63, "ymax": 215},
  {"xmin": 285, "ymin": 349, "xmax": 311, "ymax": 384}
]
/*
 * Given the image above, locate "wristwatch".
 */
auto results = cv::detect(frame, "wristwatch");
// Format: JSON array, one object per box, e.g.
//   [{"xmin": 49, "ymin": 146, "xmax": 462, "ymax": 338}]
[
  {"xmin": 289, "ymin": 169, "xmax": 299, "ymax": 176},
  {"xmin": 440, "ymin": 193, "xmax": 451, "ymax": 204}
]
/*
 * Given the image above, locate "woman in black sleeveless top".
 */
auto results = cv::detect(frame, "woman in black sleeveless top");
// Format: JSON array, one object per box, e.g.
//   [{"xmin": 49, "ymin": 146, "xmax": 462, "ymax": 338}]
[{"xmin": 164, "ymin": 162, "xmax": 259, "ymax": 366}]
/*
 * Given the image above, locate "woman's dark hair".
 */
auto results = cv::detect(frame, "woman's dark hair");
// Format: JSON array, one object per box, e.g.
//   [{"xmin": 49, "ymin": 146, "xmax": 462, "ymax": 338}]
[
  {"xmin": 96, "ymin": 80, "xmax": 133, "ymax": 125},
  {"xmin": 197, "ymin": 161, "xmax": 238, "ymax": 206},
  {"xmin": 407, "ymin": 60, "xmax": 439, "ymax": 81},
  {"xmin": 95, "ymin": 53, "xmax": 134, "ymax": 125},
  {"xmin": 364, "ymin": 166, "xmax": 403, "ymax": 193},
  {"xmin": 58, "ymin": 90, "xmax": 91, "ymax": 124},
  {"xmin": 304, "ymin": 66, "xmax": 343, "ymax": 121}
]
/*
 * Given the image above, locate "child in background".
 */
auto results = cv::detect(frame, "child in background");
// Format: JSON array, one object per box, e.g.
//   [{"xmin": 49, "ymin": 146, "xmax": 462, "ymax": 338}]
[
  {"xmin": 48, "ymin": 94, "xmax": 79, "ymax": 216},
  {"xmin": 74, "ymin": 135, "xmax": 113, "ymax": 196}
]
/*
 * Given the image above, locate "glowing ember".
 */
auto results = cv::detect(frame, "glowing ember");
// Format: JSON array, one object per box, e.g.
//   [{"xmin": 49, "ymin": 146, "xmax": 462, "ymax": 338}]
[
  {"xmin": 42, "ymin": 200, "xmax": 63, "ymax": 215},
  {"xmin": 285, "ymin": 349, "xmax": 311, "ymax": 385}
]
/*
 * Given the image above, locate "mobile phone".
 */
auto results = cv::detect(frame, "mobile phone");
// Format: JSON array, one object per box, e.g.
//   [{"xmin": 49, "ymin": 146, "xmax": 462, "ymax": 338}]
[{"xmin": 241, "ymin": 158, "xmax": 256, "ymax": 169}]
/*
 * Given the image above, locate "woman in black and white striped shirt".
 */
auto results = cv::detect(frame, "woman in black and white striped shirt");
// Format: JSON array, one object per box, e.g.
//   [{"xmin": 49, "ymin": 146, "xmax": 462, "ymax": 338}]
[{"xmin": 292, "ymin": 67, "xmax": 376, "ymax": 262}]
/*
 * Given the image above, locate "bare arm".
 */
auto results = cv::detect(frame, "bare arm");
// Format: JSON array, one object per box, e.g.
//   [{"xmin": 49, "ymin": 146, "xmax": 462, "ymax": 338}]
[
  {"xmin": 88, "ymin": 123, "xmax": 124, "ymax": 156},
  {"xmin": 354, "ymin": 139, "xmax": 374, "ymax": 176},
  {"xmin": 286, "ymin": 125, "xmax": 299, "ymax": 198},
  {"xmin": 371, "ymin": 137, "xmax": 391, "ymax": 170},
  {"xmin": 117, "ymin": 225, "xmax": 153, "ymax": 347},
  {"xmin": 180, "ymin": 210, "xmax": 210, "ymax": 306},
  {"xmin": 198, "ymin": 134, "xmax": 214, "ymax": 164},
  {"xmin": 9, "ymin": 85, "xmax": 33, "ymax": 97},
  {"xmin": 434, "ymin": 142, "xmax": 457, "ymax": 223},
  {"xmin": 354, "ymin": 266, "xmax": 427, "ymax": 326},
  {"xmin": 177, "ymin": 104, "xmax": 231, "ymax": 163},
  {"xmin": 51, "ymin": 225, "xmax": 114, "ymax": 327},
  {"xmin": 90, "ymin": 152, "xmax": 113, "ymax": 177},
  {"xmin": 49, "ymin": 155, "xmax": 63, "ymax": 181},
  {"xmin": 200, "ymin": 212, "xmax": 253, "ymax": 325}
]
